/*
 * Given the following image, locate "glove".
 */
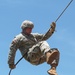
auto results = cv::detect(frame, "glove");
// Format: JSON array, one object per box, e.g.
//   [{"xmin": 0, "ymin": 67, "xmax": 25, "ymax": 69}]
[
  {"xmin": 50, "ymin": 22, "xmax": 56, "ymax": 29},
  {"xmin": 9, "ymin": 64, "xmax": 16, "ymax": 69}
]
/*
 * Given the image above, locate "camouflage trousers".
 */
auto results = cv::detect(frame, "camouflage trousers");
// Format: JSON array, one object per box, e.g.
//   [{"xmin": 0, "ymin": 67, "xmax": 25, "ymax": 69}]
[{"xmin": 25, "ymin": 41, "xmax": 59, "ymax": 66}]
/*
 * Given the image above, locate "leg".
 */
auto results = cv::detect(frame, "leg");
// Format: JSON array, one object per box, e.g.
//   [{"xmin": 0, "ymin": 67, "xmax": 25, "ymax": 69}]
[
  {"xmin": 38, "ymin": 41, "xmax": 60, "ymax": 75},
  {"xmin": 27, "ymin": 45, "xmax": 42, "ymax": 65},
  {"xmin": 46, "ymin": 48, "xmax": 60, "ymax": 75},
  {"xmin": 27, "ymin": 41, "xmax": 50, "ymax": 65}
]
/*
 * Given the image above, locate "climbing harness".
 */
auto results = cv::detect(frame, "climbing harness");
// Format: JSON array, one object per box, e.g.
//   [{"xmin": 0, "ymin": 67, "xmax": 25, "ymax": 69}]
[
  {"xmin": 55, "ymin": 0, "xmax": 73, "ymax": 23},
  {"xmin": 8, "ymin": 0, "xmax": 73, "ymax": 75}
]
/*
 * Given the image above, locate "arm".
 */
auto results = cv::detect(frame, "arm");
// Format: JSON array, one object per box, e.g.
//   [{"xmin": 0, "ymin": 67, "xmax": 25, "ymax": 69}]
[
  {"xmin": 8, "ymin": 37, "xmax": 20, "ymax": 69},
  {"xmin": 32, "ymin": 22, "xmax": 56, "ymax": 42},
  {"xmin": 41, "ymin": 22, "xmax": 56, "ymax": 41}
]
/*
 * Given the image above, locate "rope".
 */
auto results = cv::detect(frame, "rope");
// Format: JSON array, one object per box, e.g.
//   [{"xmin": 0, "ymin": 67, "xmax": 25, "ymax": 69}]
[
  {"xmin": 8, "ymin": 53, "xmax": 26, "ymax": 75},
  {"xmin": 55, "ymin": 0, "xmax": 73, "ymax": 23}
]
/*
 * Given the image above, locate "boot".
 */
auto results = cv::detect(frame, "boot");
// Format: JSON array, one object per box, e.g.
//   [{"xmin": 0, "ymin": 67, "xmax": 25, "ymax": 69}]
[
  {"xmin": 46, "ymin": 50, "xmax": 58, "ymax": 64},
  {"xmin": 47, "ymin": 67, "xmax": 57, "ymax": 75}
]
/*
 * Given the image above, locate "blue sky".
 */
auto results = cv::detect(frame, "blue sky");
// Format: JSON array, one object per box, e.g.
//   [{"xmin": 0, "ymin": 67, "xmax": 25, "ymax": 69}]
[{"xmin": 0, "ymin": 0, "xmax": 75, "ymax": 75}]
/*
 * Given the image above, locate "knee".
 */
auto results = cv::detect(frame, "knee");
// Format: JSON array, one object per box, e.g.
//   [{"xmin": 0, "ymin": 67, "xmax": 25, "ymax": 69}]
[
  {"xmin": 40, "ymin": 41, "xmax": 50, "ymax": 47},
  {"xmin": 40, "ymin": 41, "xmax": 50, "ymax": 53}
]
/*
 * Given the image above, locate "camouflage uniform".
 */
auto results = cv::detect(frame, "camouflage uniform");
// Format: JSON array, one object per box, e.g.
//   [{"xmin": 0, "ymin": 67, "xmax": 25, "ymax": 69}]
[{"xmin": 8, "ymin": 20, "xmax": 59, "ymax": 66}]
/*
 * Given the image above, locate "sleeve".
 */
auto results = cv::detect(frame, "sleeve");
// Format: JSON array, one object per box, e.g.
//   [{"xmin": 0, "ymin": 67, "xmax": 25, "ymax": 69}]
[
  {"xmin": 40, "ymin": 22, "xmax": 56, "ymax": 41},
  {"xmin": 33, "ymin": 24, "xmax": 55, "ymax": 41},
  {"xmin": 41, "ymin": 26, "xmax": 55, "ymax": 41},
  {"xmin": 8, "ymin": 36, "xmax": 20, "ymax": 65},
  {"xmin": 32, "ymin": 33, "xmax": 44, "ymax": 41}
]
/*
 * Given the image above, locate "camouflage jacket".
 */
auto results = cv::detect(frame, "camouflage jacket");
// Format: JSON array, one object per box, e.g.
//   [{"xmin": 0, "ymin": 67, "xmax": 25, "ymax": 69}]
[{"xmin": 8, "ymin": 26, "xmax": 55, "ymax": 64}]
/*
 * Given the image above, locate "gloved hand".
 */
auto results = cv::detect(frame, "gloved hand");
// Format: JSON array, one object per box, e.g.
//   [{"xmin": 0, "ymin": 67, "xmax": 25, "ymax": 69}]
[
  {"xmin": 50, "ymin": 22, "xmax": 56, "ymax": 29},
  {"xmin": 9, "ymin": 64, "xmax": 16, "ymax": 69}
]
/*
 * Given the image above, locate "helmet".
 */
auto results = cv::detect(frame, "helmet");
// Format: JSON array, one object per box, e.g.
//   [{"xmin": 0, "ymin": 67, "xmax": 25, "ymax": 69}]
[{"xmin": 21, "ymin": 20, "xmax": 34, "ymax": 29}]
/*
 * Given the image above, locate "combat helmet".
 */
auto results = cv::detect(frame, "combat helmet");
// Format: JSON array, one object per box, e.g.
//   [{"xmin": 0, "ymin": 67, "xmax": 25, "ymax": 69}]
[{"xmin": 21, "ymin": 20, "xmax": 34, "ymax": 29}]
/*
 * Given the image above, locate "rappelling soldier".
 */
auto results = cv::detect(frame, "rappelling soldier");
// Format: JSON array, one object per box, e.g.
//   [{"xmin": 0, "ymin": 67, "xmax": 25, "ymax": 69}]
[{"xmin": 8, "ymin": 20, "xmax": 60, "ymax": 75}]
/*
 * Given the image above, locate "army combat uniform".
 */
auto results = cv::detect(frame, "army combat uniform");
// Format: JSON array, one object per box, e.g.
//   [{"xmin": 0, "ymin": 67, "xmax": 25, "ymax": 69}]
[
  {"xmin": 8, "ymin": 20, "xmax": 60, "ymax": 75},
  {"xmin": 8, "ymin": 23, "xmax": 59, "ymax": 66}
]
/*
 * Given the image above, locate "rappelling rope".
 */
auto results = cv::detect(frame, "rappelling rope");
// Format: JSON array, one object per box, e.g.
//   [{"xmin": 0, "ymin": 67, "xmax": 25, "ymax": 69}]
[
  {"xmin": 55, "ymin": 0, "xmax": 73, "ymax": 23},
  {"xmin": 8, "ymin": 0, "xmax": 73, "ymax": 75}
]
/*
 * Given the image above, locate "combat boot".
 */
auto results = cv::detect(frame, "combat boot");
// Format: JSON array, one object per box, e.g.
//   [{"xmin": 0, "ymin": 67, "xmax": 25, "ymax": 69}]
[
  {"xmin": 47, "ymin": 67, "xmax": 57, "ymax": 75},
  {"xmin": 46, "ymin": 50, "xmax": 59, "ymax": 64}
]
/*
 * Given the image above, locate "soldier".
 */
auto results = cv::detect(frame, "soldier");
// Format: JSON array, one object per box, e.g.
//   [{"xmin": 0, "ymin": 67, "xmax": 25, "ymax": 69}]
[{"xmin": 8, "ymin": 20, "xmax": 60, "ymax": 75}]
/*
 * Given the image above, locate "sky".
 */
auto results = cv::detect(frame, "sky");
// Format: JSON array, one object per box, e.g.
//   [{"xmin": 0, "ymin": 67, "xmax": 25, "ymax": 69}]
[{"xmin": 0, "ymin": 0, "xmax": 75, "ymax": 75}]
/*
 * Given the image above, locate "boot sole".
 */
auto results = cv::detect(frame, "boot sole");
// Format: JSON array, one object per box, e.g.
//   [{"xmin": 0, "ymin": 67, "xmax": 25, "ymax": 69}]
[{"xmin": 47, "ymin": 51, "xmax": 58, "ymax": 64}]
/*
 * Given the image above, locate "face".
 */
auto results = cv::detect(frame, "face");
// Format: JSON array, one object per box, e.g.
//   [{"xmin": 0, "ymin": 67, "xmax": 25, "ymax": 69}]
[{"xmin": 23, "ymin": 27, "xmax": 32, "ymax": 35}]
